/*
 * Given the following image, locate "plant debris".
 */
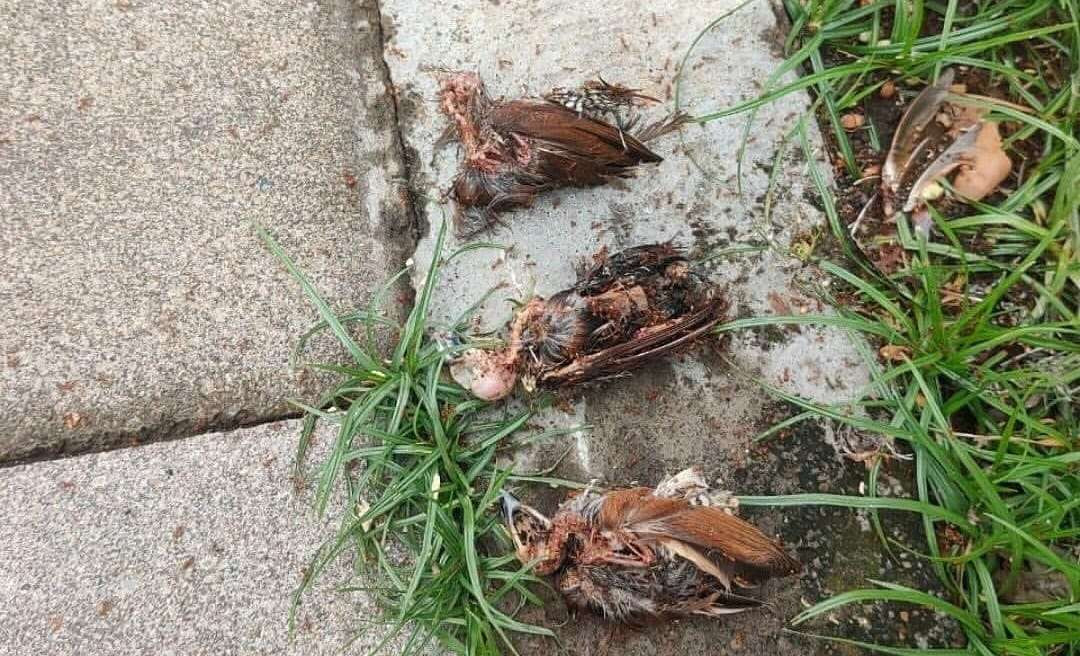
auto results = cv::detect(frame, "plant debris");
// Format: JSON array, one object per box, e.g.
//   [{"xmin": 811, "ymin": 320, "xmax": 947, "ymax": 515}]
[
  {"xmin": 903, "ymin": 120, "xmax": 1012, "ymax": 233},
  {"xmin": 881, "ymin": 69, "xmax": 954, "ymax": 215}
]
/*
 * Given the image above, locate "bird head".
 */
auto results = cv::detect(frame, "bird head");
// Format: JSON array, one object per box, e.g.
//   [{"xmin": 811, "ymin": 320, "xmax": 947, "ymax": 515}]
[
  {"xmin": 448, "ymin": 348, "xmax": 519, "ymax": 401},
  {"xmin": 499, "ymin": 490, "xmax": 565, "ymax": 576},
  {"xmin": 450, "ymin": 169, "xmax": 497, "ymax": 207}
]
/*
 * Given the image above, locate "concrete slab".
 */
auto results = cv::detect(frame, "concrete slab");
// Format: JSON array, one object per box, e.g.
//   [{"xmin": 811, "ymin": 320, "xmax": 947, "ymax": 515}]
[
  {"xmin": 0, "ymin": 420, "xmax": 402, "ymax": 655},
  {"xmin": 0, "ymin": 0, "xmax": 413, "ymax": 461},
  {"xmin": 378, "ymin": 0, "xmax": 944, "ymax": 652}
]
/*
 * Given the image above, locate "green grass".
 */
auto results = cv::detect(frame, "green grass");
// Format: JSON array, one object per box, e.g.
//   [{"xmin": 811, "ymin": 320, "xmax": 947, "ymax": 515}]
[
  {"xmin": 679, "ymin": 0, "xmax": 1079, "ymax": 654},
  {"xmin": 257, "ymin": 221, "xmax": 570, "ymax": 656}
]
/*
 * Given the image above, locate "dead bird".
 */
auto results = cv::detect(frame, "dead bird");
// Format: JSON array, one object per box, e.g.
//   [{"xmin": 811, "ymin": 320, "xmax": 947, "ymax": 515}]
[
  {"xmin": 448, "ymin": 243, "xmax": 726, "ymax": 401},
  {"xmin": 502, "ymin": 466, "xmax": 801, "ymax": 624},
  {"xmin": 438, "ymin": 71, "xmax": 685, "ymax": 234}
]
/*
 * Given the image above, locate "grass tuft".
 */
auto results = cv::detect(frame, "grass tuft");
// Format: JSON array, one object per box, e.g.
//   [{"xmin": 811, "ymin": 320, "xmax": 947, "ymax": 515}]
[
  {"xmin": 257, "ymin": 221, "xmax": 560, "ymax": 656},
  {"xmin": 682, "ymin": 0, "xmax": 1079, "ymax": 653}
]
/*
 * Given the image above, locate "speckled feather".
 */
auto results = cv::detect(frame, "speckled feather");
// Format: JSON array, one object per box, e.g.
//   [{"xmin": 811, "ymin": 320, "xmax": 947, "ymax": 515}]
[{"xmin": 543, "ymin": 78, "xmax": 660, "ymax": 122}]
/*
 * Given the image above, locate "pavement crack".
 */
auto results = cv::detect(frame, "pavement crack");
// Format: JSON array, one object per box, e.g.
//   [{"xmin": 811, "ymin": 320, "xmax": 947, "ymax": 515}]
[{"xmin": 367, "ymin": 0, "xmax": 425, "ymax": 246}]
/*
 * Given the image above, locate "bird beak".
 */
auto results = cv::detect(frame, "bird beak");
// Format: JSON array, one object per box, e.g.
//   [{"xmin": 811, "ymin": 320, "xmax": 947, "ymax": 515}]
[
  {"xmin": 499, "ymin": 489, "xmax": 521, "ymax": 524},
  {"xmin": 432, "ymin": 330, "xmax": 464, "ymax": 357},
  {"xmin": 499, "ymin": 489, "xmax": 552, "ymax": 549},
  {"xmin": 499, "ymin": 490, "xmax": 528, "ymax": 552}
]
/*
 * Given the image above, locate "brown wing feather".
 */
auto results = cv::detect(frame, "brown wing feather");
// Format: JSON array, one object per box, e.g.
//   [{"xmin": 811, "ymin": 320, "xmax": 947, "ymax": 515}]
[
  {"xmin": 530, "ymin": 148, "xmax": 618, "ymax": 187},
  {"xmin": 491, "ymin": 100, "xmax": 662, "ymax": 165},
  {"xmin": 538, "ymin": 297, "xmax": 726, "ymax": 387},
  {"xmin": 660, "ymin": 506, "xmax": 802, "ymax": 578},
  {"xmin": 577, "ymin": 243, "xmax": 684, "ymax": 294},
  {"xmin": 597, "ymin": 490, "xmax": 801, "ymax": 580}
]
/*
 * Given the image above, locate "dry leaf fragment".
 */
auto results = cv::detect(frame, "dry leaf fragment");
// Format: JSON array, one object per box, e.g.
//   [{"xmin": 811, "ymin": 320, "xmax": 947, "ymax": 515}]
[
  {"xmin": 1035, "ymin": 436, "xmax": 1067, "ymax": 449},
  {"xmin": 953, "ymin": 122, "xmax": 1011, "ymax": 200},
  {"xmin": 767, "ymin": 291, "xmax": 792, "ymax": 315},
  {"xmin": 356, "ymin": 499, "xmax": 373, "ymax": 532},
  {"xmin": 941, "ymin": 276, "xmax": 969, "ymax": 307},
  {"xmin": 879, "ymin": 344, "xmax": 912, "ymax": 361},
  {"xmin": 880, "ymin": 80, "xmax": 896, "ymax": 98},
  {"xmin": 903, "ymin": 121, "xmax": 1011, "ymax": 212}
]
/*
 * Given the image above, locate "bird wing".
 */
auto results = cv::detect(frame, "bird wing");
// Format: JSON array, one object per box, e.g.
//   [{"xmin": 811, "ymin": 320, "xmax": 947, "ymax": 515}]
[
  {"xmin": 537, "ymin": 296, "xmax": 726, "ymax": 387},
  {"xmin": 490, "ymin": 100, "xmax": 662, "ymax": 167},
  {"xmin": 596, "ymin": 489, "xmax": 802, "ymax": 584}
]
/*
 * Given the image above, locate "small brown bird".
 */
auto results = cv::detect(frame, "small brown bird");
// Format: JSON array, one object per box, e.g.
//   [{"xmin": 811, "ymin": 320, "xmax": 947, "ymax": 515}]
[
  {"xmin": 502, "ymin": 466, "xmax": 801, "ymax": 624},
  {"xmin": 438, "ymin": 71, "xmax": 684, "ymax": 233},
  {"xmin": 448, "ymin": 244, "xmax": 726, "ymax": 401}
]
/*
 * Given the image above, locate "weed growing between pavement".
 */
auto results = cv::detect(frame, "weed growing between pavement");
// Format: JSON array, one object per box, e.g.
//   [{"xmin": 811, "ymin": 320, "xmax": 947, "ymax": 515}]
[
  {"xmin": 258, "ymin": 222, "xmax": 564, "ymax": 656},
  {"xmin": 681, "ymin": 1, "xmax": 1079, "ymax": 654}
]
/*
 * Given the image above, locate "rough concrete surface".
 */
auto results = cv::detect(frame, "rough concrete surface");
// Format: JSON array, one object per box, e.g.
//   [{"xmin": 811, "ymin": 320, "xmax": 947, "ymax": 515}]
[
  {"xmin": 0, "ymin": 0, "xmax": 412, "ymax": 461},
  {"xmin": 378, "ymin": 0, "xmax": 946, "ymax": 653},
  {"xmin": 0, "ymin": 420, "xmax": 400, "ymax": 655}
]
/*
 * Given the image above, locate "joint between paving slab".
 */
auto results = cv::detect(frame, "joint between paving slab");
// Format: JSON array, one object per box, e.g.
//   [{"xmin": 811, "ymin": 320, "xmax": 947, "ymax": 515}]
[
  {"xmin": 0, "ymin": 411, "xmax": 307, "ymax": 470},
  {"xmin": 368, "ymin": 0, "xmax": 426, "ymax": 246}
]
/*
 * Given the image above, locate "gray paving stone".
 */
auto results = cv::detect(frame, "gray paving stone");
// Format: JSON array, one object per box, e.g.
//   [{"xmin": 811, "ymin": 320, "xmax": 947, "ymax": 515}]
[
  {"xmin": 0, "ymin": 0, "xmax": 412, "ymax": 461},
  {"xmin": 377, "ymin": 1, "xmax": 916, "ymax": 653},
  {"xmin": 0, "ymin": 420, "xmax": 400, "ymax": 655}
]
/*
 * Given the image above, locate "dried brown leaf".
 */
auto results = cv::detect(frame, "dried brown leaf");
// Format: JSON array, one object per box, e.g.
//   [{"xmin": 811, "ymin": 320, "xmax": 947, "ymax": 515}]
[
  {"xmin": 879, "ymin": 344, "xmax": 912, "ymax": 361},
  {"xmin": 767, "ymin": 291, "xmax": 792, "ymax": 315},
  {"xmin": 871, "ymin": 242, "xmax": 907, "ymax": 274},
  {"xmin": 953, "ymin": 122, "xmax": 1011, "ymax": 201}
]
